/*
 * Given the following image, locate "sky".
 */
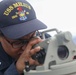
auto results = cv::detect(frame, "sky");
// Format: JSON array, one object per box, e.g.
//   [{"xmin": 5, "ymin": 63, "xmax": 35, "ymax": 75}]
[{"xmin": 27, "ymin": 0, "xmax": 76, "ymax": 37}]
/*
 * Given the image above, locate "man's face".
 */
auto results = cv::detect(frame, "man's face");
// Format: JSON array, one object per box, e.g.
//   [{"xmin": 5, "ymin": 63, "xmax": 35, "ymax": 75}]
[{"xmin": 0, "ymin": 32, "xmax": 35, "ymax": 59}]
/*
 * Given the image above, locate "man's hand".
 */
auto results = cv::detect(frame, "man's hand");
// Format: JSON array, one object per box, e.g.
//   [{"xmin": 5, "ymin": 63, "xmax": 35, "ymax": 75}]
[{"xmin": 16, "ymin": 37, "xmax": 42, "ymax": 74}]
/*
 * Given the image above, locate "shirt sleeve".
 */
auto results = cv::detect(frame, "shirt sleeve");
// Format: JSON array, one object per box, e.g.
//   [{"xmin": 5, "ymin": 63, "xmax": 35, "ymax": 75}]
[{"xmin": 4, "ymin": 62, "xmax": 20, "ymax": 75}]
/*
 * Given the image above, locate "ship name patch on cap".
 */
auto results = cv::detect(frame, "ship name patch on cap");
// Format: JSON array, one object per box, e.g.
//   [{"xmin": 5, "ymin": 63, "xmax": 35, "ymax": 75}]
[{"xmin": 3, "ymin": 2, "xmax": 31, "ymax": 21}]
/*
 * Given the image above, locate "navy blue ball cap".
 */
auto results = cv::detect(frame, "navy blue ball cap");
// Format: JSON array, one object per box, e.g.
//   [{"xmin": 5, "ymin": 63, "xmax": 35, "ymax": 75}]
[{"xmin": 0, "ymin": 0, "xmax": 47, "ymax": 39}]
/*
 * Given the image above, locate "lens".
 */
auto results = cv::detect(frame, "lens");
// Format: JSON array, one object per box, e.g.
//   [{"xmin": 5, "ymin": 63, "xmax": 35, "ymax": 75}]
[
  {"xmin": 32, "ymin": 48, "xmax": 46, "ymax": 64},
  {"xmin": 57, "ymin": 45, "xmax": 69, "ymax": 60}
]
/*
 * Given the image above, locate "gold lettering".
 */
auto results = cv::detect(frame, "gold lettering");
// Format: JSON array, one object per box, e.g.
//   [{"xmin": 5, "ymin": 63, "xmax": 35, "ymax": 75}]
[
  {"xmin": 13, "ymin": 2, "xmax": 31, "ymax": 9},
  {"xmin": 28, "ymin": 6, "xmax": 31, "ymax": 9},
  {"xmin": 4, "ymin": 2, "xmax": 31, "ymax": 16},
  {"xmin": 4, "ymin": 11, "xmax": 9, "ymax": 16},
  {"xmin": 17, "ymin": 2, "xmax": 23, "ymax": 6},
  {"xmin": 13, "ymin": 2, "xmax": 23, "ymax": 8},
  {"xmin": 23, "ymin": 3, "xmax": 31, "ymax": 9},
  {"xmin": 12, "ymin": 15, "xmax": 18, "ymax": 19},
  {"xmin": 13, "ymin": 3, "xmax": 19, "ymax": 8},
  {"xmin": 3, "ymin": 5, "xmax": 14, "ymax": 16},
  {"xmin": 9, "ymin": 6, "xmax": 14, "ymax": 10},
  {"xmin": 26, "ymin": 12, "xmax": 29, "ymax": 14}
]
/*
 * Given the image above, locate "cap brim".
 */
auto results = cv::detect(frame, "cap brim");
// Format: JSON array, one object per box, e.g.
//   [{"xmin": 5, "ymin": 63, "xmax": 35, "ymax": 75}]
[{"xmin": 0, "ymin": 19, "xmax": 47, "ymax": 39}]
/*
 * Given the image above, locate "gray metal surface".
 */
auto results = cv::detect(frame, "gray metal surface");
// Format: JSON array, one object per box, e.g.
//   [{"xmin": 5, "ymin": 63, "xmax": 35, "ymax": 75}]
[{"xmin": 24, "ymin": 29, "xmax": 76, "ymax": 75}]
